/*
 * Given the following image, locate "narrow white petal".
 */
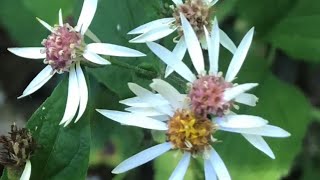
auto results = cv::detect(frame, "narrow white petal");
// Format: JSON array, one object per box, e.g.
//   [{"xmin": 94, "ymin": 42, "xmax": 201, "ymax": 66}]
[
  {"xmin": 86, "ymin": 43, "xmax": 146, "ymax": 57},
  {"xmin": 76, "ymin": 0, "xmax": 98, "ymax": 34},
  {"xmin": 128, "ymin": 83, "xmax": 169, "ymax": 106},
  {"xmin": 74, "ymin": 63, "xmax": 88, "ymax": 122},
  {"xmin": 85, "ymin": 29, "xmax": 101, "ymax": 43},
  {"xmin": 219, "ymin": 29, "xmax": 236, "ymax": 54},
  {"xmin": 128, "ymin": 18, "xmax": 175, "ymax": 35},
  {"xmin": 120, "ymin": 95, "xmax": 167, "ymax": 108},
  {"xmin": 112, "ymin": 142, "xmax": 173, "ymax": 174},
  {"xmin": 216, "ymin": 115, "xmax": 268, "ymax": 128},
  {"xmin": 129, "ymin": 25, "xmax": 176, "ymax": 43},
  {"xmin": 169, "ymin": 152, "xmax": 191, "ymax": 180},
  {"xmin": 20, "ymin": 160, "xmax": 31, "ymax": 180},
  {"xmin": 8, "ymin": 47, "xmax": 46, "ymax": 59},
  {"xmin": 59, "ymin": 9, "xmax": 63, "ymax": 26},
  {"xmin": 18, "ymin": 65, "xmax": 54, "ymax": 99},
  {"xmin": 220, "ymin": 125, "xmax": 291, "ymax": 137},
  {"xmin": 206, "ymin": 18, "xmax": 220, "ymax": 74},
  {"xmin": 180, "ymin": 13, "xmax": 204, "ymax": 74},
  {"xmin": 172, "ymin": 0, "xmax": 183, "ymax": 5},
  {"xmin": 210, "ymin": 149, "xmax": 231, "ymax": 180},
  {"xmin": 125, "ymin": 107, "xmax": 165, "ymax": 116},
  {"xmin": 242, "ymin": 134, "xmax": 275, "ymax": 159},
  {"xmin": 36, "ymin": 17, "xmax": 53, "ymax": 32},
  {"xmin": 59, "ymin": 66, "xmax": 80, "ymax": 126},
  {"xmin": 234, "ymin": 93, "xmax": 258, "ymax": 106},
  {"xmin": 83, "ymin": 50, "xmax": 110, "ymax": 65},
  {"xmin": 209, "ymin": 0, "xmax": 219, "ymax": 6},
  {"xmin": 96, "ymin": 110, "xmax": 168, "ymax": 130},
  {"xmin": 204, "ymin": 159, "xmax": 217, "ymax": 180},
  {"xmin": 225, "ymin": 28, "xmax": 254, "ymax": 82},
  {"xmin": 165, "ymin": 37, "xmax": 187, "ymax": 78},
  {"xmin": 223, "ymin": 83, "xmax": 258, "ymax": 101},
  {"xmin": 147, "ymin": 42, "xmax": 196, "ymax": 82},
  {"xmin": 150, "ymin": 79, "xmax": 185, "ymax": 109}
]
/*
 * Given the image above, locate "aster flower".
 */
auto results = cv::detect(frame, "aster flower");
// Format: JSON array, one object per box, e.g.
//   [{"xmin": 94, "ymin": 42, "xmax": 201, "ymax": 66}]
[
  {"xmin": 146, "ymin": 17, "xmax": 291, "ymax": 158},
  {"xmin": 8, "ymin": 0, "xmax": 145, "ymax": 126},
  {"xmin": 97, "ymin": 79, "xmax": 231, "ymax": 180},
  {"xmin": 128, "ymin": 0, "xmax": 237, "ymax": 53}
]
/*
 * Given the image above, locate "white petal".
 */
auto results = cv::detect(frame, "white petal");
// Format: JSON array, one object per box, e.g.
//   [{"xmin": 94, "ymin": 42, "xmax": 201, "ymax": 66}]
[
  {"xmin": 120, "ymin": 95, "xmax": 167, "ymax": 108},
  {"xmin": 74, "ymin": 63, "xmax": 88, "ymax": 122},
  {"xmin": 147, "ymin": 42, "xmax": 196, "ymax": 82},
  {"xmin": 210, "ymin": 149, "xmax": 231, "ymax": 180},
  {"xmin": 85, "ymin": 29, "xmax": 101, "ymax": 43},
  {"xmin": 86, "ymin": 43, "xmax": 146, "ymax": 57},
  {"xmin": 234, "ymin": 93, "xmax": 258, "ymax": 106},
  {"xmin": 18, "ymin": 65, "xmax": 54, "ymax": 99},
  {"xmin": 96, "ymin": 110, "xmax": 168, "ymax": 130},
  {"xmin": 83, "ymin": 50, "xmax": 110, "ymax": 65},
  {"xmin": 59, "ymin": 9, "xmax": 63, "ymax": 26},
  {"xmin": 180, "ymin": 13, "xmax": 204, "ymax": 74},
  {"xmin": 242, "ymin": 134, "xmax": 275, "ymax": 159},
  {"xmin": 125, "ymin": 107, "xmax": 165, "ymax": 116},
  {"xmin": 205, "ymin": 18, "xmax": 220, "ymax": 74},
  {"xmin": 216, "ymin": 115, "xmax": 268, "ymax": 128},
  {"xmin": 128, "ymin": 83, "xmax": 169, "ymax": 106},
  {"xmin": 129, "ymin": 25, "xmax": 176, "ymax": 43},
  {"xmin": 204, "ymin": 159, "xmax": 217, "ymax": 180},
  {"xmin": 169, "ymin": 152, "xmax": 191, "ymax": 180},
  {"xmin": 76, "ymin": 0, "xmax": 98, "ymax": 34},
  {"xmin": 225, "ymin": 28, "xmax": 254, "ymax": 82},
  {"xmin": 220, "ymin": 125, "xmax": 291, "ymax": 137},
  {"xmin": 36, "ymin": 17, "xmax": 53, "ymax": 32},
  {"xmin": 150, "ymin": 79, "xmax": 185, "ymax": 109},
  {"xmin": 219, "ymin": 29, "xmax": 236, "ymax": 54},
  {"xmin": 59, "ymin": 66, "xmax": 80, "ymax": 126},
  {"xmin": 128, "ymin": 18, "xmax": 175, "ymax": 34},
  {"xmin": 209, "ymin": 0, "xmax": 219, "ymax": 6},
  {"xmin": 172, "ymin": 0, "xmax": 183, "ymax": 5},
  {"xmin": 165, "ymin": 37, "xmax": 187, "ymax": 78},
  {"xmin": 8, "ymin": 47, "xmax": 46, "ymax": 59},
  {"xmin": 112, "ymin": 142, "xmax": 173, "ymax": 174},
  {"xmin": 20, "ymin": 160, "xmax": 31, "ymax": 180},
  {"xmin": 223, "ymin": 83, "xmax": 258, "ymax": 101}
]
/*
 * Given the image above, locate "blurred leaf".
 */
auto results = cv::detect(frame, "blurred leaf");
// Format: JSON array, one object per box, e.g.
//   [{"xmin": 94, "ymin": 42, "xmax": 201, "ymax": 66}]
[
  {"xmin": 266, "ymin": 0, "xmax": 320, "ymax": 62},
  {"xmin": 26, "ymin": 77, "xmax": 91, "ymax": 180},
  {"xmin": 0, "ymin": 169, "xmax": 8, "ymax": 180}
]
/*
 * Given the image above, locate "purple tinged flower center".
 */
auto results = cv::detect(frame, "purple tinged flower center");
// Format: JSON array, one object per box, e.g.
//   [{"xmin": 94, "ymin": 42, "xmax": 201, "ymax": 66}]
[
  {"xmin": 41, "ymin": 24, "xmax": 84, "ymax": 73},
  {"xmin": 188, "ymin": 75, "xmax": 233, "ymax": 117}
]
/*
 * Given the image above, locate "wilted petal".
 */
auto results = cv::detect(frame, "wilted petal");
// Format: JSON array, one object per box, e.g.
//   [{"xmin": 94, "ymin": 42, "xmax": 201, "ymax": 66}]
[
  {"xmin": 223, "ymin": 83, "xmax": 258, "ymax": 101},
  {"xmin": 204, "ymin": 159, "xmax": 217, "ymax": 180},
  {"xmin": 165, "ymin": 37, "xmax": 187, "ymax": 78},
  {"xmin": 112, "ymin": 142, "xmax": 173, "ymax": 174},
  {"xmin": 87, "ymin": 43, "xmax": 146, "ymax": 57},
  {"xmin": 147, "ymin": 42, "xmax": 196, "ymax": 82},
  {"xmin": 216, "ymin": 115, "xmax": 268, "ymax": 129},
  {"xmin": 129, "ymin": 25, "xmax": 176, "ymax": 43},
  {"xmin": 76, "ymin": 0, "xmax": 98, "ymax": 34},
  {"xmin": 74, "ymin": 63, "xmax": 88, "ymax": 122},
  {"xmin": 59, "ymin": 65, "xmax": 80, "ymax": 126},
  {"xmin": 234, "ymin": 93, "xmax": 258, "ymax": 106},
  {"xmin": 18, "ymin": 65, "xmax": 54, "ymax": 99},
  {"xmin": 83, "ymin": 50, "xmax": 110, "ymax": 65},
  {"xmin": 20, "ymin": 160, "xmax": 31, "ymax": 180},
  {"xmin": 210, "ymin": 149, "xmax": 231, "ymax": 180},
  {"xmin": 225, "ymin": 28, "xmax": 254, "ymax": 82},
  {"xmin": 96, "ymin": 110, "xmax": 168, "ymax": 130},
  {"xmin": 180, "ymin": 13, "xmax": 204, "ymax": 74},
  {"xmin": 169, "ymin": 152, "xmax": 191, "ymax": 180},
  {"xmin": 220, "ymin": 125, "xmax": 291, "ymax": 137},
  {"xmin": 128, "ymin": 18, "xmax": 175, "ymax": 34},
  {"xmin": 8, "ymin": 47, "xmax": 46, "ymax": 59},
  {"xmin": 242, "ymin": 134, "xmax": 275, "ymax": 159}
]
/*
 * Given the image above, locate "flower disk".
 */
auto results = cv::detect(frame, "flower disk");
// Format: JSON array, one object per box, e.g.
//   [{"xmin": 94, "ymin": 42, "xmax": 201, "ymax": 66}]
[
  {"xmin": 167, "ymin": 109, "xmax": 215, "ymax": 154},
  {"xmin": 42, "ymin": 24, "xmax": 84, "ymax": 73},
  {"xmin": 173, "ymin": 0, "xmax": 213, "ymax": 37},
  {"xmin": 189, "ymin": 75, "xmax": 233, "ymax": 117}
]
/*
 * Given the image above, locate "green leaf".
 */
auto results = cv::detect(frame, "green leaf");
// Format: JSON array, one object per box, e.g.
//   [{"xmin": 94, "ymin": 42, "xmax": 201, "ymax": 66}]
[
  {"xmin": 26, "ymin": 76, "xmax": 91, "ymax": 180},
  {"xmin": 266, "ymin": 0, "xmax": 320, "ymax": 62},
  {"xmin": 0, "ymin": 169, "xmax": 8, "ymax": 180}
]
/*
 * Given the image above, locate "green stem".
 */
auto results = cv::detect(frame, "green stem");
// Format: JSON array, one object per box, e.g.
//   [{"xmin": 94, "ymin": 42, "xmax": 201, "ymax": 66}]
[{"xmin": 107, "ymin": 58, "xmax": 158, "ymax": 78}]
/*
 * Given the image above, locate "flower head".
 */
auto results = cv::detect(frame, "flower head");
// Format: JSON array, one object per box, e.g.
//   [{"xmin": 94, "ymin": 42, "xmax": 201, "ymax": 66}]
[{"xmin": 8, "ymin": 0, "xmax": 146, "ymax": 126}]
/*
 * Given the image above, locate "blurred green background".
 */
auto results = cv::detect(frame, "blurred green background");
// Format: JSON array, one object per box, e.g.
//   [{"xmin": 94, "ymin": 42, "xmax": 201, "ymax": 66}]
[{"xmin": 0, "ymin": 0, "xmax": 319, "ymax": 179}]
